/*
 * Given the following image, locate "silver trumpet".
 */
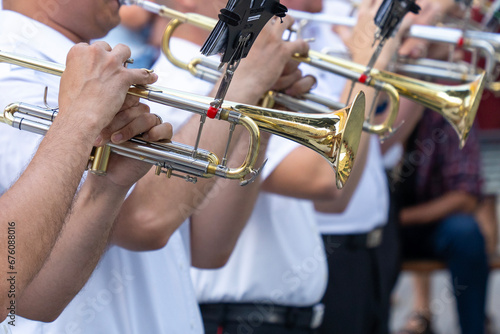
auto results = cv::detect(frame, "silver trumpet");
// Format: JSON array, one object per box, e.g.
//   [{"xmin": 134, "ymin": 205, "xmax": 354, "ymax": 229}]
[{"xmin": 0, "ymin": 50, "xmax": 366, "ymax": 189}]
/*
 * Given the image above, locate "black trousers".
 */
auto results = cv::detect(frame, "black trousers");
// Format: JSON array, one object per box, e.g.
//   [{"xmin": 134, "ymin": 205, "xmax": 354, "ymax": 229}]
[{"xmin": 318, "ymin": 210, "xmax": 400, "ymax": 334}]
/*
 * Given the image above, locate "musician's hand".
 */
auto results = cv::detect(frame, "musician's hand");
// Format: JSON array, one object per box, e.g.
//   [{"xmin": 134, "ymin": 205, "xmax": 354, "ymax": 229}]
[
  {"xmin": 282, "ymin": 74, "xmax": 317, "ymax": 97},
  {"xmin": 226, "ymin": 15, "xmax": 309, "ymax": 104},
  {"xmin": 59, "ymin": 41, "xmax": 158, "ymax": 138},
  {"xmin": 335, "ymin": 0, "xmax": 383, "ymax": 65},
  {"xmin": 91, "ymin": 95, "xmax": 173, "ymax": 189}
]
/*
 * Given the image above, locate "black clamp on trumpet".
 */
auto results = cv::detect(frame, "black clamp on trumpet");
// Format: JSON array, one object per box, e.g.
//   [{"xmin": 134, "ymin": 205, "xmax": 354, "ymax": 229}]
[
  {"xmin": 374, "ymin": 0, "xmax": 420, "ymax": 45},
  {"xmin": 201, "ymin": 0, "xmax": 287, "ymax": 115}
]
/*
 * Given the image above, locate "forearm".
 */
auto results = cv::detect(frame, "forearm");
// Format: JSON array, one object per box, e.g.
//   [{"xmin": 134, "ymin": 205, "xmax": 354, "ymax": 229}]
[
  {"xmin": 400, "ymin": 191, "xmax": 478, "ymax": 225},
  {"xmin": 0, "ymin": 117, "xmax": 97, "ymax": 309},
  {"xmin": 189, "ymin": 135, "xmax": 270, "ymax": 268},
  {"xmin": 16, "ymin": 175, "xmax": 129, "ymax": 321}
]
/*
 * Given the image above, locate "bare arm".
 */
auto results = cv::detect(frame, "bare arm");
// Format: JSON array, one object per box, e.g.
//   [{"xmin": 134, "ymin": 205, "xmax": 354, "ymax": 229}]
[
  {"xmin": 15, "ymin": 102, "xmax": 172, "ymax": 322},
  {"xmin": 400, "ymin": 191, "xmax": 478, "ymax": 225},
  {"xmin": 189, "ymin": 133, "xmax": 270, "ymax": 268}
]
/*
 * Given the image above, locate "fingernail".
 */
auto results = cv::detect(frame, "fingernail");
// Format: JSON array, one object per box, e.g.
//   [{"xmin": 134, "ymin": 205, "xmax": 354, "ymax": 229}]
[
  {"xmin": 112, "ymin": 133, "xmax": 123, "ymax": 143},
  {"xmin": 142, "ymin": 133, "xmax": 150, "ymax": 140},
  {"xmin": 94, "ymin": 135, "xmax": 102, "ymax": 146}
]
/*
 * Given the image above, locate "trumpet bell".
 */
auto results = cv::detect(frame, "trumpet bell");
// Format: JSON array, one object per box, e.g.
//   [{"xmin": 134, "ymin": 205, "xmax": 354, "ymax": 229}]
[
  {"xmin": 237, "ymin": 91, "xmax": 366, "ymax": 189},
  {"xmin": 379, "ymin": 70, "xmax": 486, "ymax": 149},
  {"xmin": 445, "ymin": 72, "xmax": 486, "ymax": 149}
]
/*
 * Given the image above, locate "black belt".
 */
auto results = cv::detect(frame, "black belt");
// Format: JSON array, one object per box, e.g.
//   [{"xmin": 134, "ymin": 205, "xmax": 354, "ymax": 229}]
[
  {"xmin": 323, "ymin": 227, "xmax": 383, "ymax": 250},
  {"xmin": 199, "ymin": 302, "xmax": 324, "ymax": 329}
]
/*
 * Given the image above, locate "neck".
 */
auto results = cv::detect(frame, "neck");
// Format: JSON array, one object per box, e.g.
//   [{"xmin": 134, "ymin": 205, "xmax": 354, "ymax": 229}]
[{"xmin": 3, "ymin": 1, "xmax": 88, "ymax": 43}]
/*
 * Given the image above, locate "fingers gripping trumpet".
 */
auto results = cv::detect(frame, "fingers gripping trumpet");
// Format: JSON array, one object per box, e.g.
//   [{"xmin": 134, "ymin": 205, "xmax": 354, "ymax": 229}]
[{"xmin": 0, "ymin": 50, "xmax": 366, "ymax": 189}]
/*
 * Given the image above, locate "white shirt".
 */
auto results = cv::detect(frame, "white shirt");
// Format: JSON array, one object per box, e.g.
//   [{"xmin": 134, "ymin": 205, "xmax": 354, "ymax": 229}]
[
  {"xmin": 297, "ymin": 17, "xmax": 348, "ymax": 104},
  {"xmin": 191, "ymin": 136, "xmax": 328, "ymax": 305},
  {"xmin": 152, "ymin": 38, "xmax": 328, "ymax": 305},
  {"xmin": 0, "ymin": 10, "xmax": 202, "ymax": 334}
]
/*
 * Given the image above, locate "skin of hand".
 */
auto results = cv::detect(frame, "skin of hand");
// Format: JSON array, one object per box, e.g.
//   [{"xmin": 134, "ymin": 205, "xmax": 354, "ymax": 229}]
[
  {"xmin": 59, "ymin": 41, "xmax": 158, "ymax": 136},
  {"xmin": 226, "ymin": 15, "xmax": 310, "ymax": 103},
  {"xmin": 119, "ymin": 5, "xmax": 154, "ymax": 30},
  {"xmin": 334, "ymin": 0, "xmax": 404, "ymax": 69},
  {"xmin": 94, "ymin": 94, "xmax": 173, "ymax": 189}
]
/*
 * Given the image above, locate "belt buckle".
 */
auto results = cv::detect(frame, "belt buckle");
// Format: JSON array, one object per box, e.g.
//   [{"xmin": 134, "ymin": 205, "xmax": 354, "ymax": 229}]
[
  {"xmin": 366, "ymin": 228, "xmax": 382, "ymax": 248},
  {"xmin": 310, "ymin": 303, "xmax": 324, "ymax": 329}
]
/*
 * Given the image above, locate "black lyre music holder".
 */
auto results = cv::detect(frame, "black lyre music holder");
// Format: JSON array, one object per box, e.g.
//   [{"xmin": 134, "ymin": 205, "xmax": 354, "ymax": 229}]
[
  {"xmin": 201, "ymin": 0, "xmax": 287, "ymax": 64},
  {"xmin": 373, "ymin": 0, "xmax": 420, "ymax": 47},
  {"xmin": 190, "ymin": 0, "xmax": 286, "ymax": 180},
  {"xmin": 200, "ymin": 0, "xmax": 287, "ymax": 113}
]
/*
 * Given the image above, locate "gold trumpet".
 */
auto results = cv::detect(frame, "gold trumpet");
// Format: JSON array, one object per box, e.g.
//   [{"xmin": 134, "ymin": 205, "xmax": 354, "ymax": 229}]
[
  {"xmin": 299, "ymin": 50, "xmax": 486, "ymax": 148},
  {"xmin": 134, "ymin": 0, "xmax": 485, "ymax": 148},
  {"xmin": 122, "ymin": 0, "xmax": 400, "ymax": 138},
  {"xmin": 0, "ymin": 50, "xmax": 366, "ymax": 189}
]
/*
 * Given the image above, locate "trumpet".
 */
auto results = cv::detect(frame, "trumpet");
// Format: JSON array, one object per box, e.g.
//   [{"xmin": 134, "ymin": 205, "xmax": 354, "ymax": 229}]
[
  {"xmin": 155, "ymin": 4, "xmax": 484, "ymax": 147},
  {"xmin": 299, "ymin": 50, "xmax": 486, "ymax": 149},
  {"xmin": 122, "ymin": 0, "xmax": 401, "ymax": 138},
  {"xmin": 0, "ymin": 50, "xmax": 366, "ymax": 189}
]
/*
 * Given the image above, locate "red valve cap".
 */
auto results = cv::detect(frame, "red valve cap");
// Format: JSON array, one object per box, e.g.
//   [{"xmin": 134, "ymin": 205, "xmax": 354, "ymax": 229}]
[
  {"xmin": 207, "ymin": 106, "xmax": 219, "ymax": 119},
  {"xmin": 359, "ymin": 73, "xmax": 368, "ymax": 84}
]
